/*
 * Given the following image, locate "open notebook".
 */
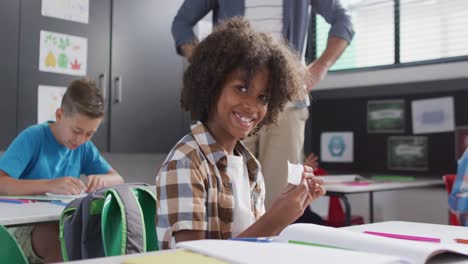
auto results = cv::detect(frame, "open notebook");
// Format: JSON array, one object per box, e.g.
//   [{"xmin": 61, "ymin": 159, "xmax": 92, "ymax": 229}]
[
  {"xmin": 175, "ymin": 224, "xmax": 468, "ymax": 264},
  {"xmin": 276, "ymin": 224, "xmax": 468, "ymax": 264},
  {"xmin": 177, "ymin": 239, "xmax": 404, "ymax": 264}
]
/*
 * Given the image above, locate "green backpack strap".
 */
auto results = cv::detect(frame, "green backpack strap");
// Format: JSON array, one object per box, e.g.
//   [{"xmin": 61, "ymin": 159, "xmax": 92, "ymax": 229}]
[
  {"xmin": 101, "ymin": 185, "xmax": 158, "ymax": 256},
  {"xmin": 133, "ymin": 186, "xmax": 158, "ymax": 252},
  {"xmin": 101, "ymin": 186, "xmax": 144, "ymax": 256}
]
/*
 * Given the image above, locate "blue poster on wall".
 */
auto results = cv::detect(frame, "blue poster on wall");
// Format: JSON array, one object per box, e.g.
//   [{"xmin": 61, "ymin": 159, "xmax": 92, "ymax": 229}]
[{"xmin": 320, "ymin": 132, "xmax": 354, "ymax": 163}]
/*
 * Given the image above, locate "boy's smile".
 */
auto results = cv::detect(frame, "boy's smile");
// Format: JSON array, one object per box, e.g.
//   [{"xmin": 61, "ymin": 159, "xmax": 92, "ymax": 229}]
[
  {"xmin": 233, "ymin": 111, "xmax": 257, "ymax": 130},
  {"xmin": 207, "ymin": 68, "xmax": 269, "ymax": 154}
]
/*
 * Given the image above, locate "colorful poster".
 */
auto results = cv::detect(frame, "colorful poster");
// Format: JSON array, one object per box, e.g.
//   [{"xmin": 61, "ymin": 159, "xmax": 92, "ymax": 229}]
[
  {"xmin": 367, "ymin": 99, "xmax": 405, "ymax": 133},
  {"xmin": 39, "ymin": 30, "xmax": 87, "ymax": 76},
  {"xmin": 455, "ymin": 127, "xmax": 468, "ymax": 160},
  {"xmin": 41, "ymin": 0, "xmax": 89, "ymax": 24},
  {"xmin": 388, "ymin": 136, "xmax": 428, "ymax": 171},
  {"xmin": 37, "ymin": 85, "xmax": 66, "ymax": 123},
  {"xmin": 411, "ymin": 96, "xmax": 455, "ymax": 134},
  {"xmin": 320, "ymin": 132, "xmax": 354, "ymax": 163}
]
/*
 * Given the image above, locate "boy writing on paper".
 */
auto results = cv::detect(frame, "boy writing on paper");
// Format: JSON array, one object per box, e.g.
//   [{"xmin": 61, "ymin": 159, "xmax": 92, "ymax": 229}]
[
  {"xmin": 0, "ymin": 78, "xmax": 124, "ymax": 263},
  {"xmin": 156, "ymin": 18, "xmax": 326, "ymax": 249},
  {"xmin": 449, "ymin": 147, "xmax": 468, "ymax": 226}
]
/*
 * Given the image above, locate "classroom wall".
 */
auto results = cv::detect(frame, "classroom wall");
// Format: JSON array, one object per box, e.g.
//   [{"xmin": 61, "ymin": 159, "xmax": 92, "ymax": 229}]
[
  {"xmin": 305, "ymin": 56, "xmax": 466, "ymax": 226},
  {"xmin": 101, "ymin": 153, "xmax": 167, "ymax": 184}
]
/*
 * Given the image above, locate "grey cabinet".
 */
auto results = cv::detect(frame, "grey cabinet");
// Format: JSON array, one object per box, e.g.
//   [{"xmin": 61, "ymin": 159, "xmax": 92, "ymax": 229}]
[
  {"xmin": 2, "ymin": 1, "xmax": 186, "ymax": 153},
  {"xmin": 17, "ymin": 0, "xmax": 111, "ymax": 151},
  {"xmin": 0, "ymin": 1, "xmax": 20, "ymax": 150},
  {"xmin": 109, "ymin": 0, "xmax": 186, "ymax": 153}
]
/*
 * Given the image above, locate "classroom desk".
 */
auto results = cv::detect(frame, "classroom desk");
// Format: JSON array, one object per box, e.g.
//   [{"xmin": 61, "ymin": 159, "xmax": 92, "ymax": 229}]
[
  {"xmin": 0, "ymin": 202, "xmax": 64, "ymax": 227},
  {"xmin": 325, "ymin": 179, "xmax": 444, "ymax": 226},
  {"xmin": 61, "ymin": 250, "xmax": 175, "ymax": 264},
  {"xmin": 64, "ymin": 221, "xmax": 468, "ymax": 264}
]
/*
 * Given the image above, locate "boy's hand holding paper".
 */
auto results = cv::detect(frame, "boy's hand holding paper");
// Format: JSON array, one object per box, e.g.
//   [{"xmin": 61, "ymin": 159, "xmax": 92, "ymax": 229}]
[
  {"xmin": 287, "ymin": 161, "xmax": 304, "ymax": 185},
  {"xmin": 287, "ymin": 161, "xmax": 326, "ymax": 201}
]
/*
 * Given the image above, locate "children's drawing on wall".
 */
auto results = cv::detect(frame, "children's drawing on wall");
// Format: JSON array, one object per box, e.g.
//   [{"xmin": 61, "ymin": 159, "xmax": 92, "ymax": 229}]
[
  {"xmin": 456, "ymin": 127, "xmax": 468, "ymax": 160},
  {"xmin": 41, "ymin": 0, "xmax": 89, "ymax": 24},
  {"xmin": 320, "ymin": 132, "xmax": 354, "ymax": 163},
  {"xmin": 411, "ymin": 96, "xmax": 455, "ymax": 134},
  {"xmin": 37, "ymin": 85, "xmax": 66, "ymax": 124},
  {"xmin": 39, "ymin": 30, "xmax": 87, "ymax": 76},
  {"xmin": 367, "ymin": 99, "xmax": 405, "ymax": 133},
  {"xmin": 388, "ymin": 136, "xmax": 428, "ymax": 171}
]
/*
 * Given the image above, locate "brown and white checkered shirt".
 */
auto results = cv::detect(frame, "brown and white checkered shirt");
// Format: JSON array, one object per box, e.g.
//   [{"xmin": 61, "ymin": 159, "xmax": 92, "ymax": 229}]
[{"xmin": 156, "ymin": 122, "xmax": 265, "ymax": 249}]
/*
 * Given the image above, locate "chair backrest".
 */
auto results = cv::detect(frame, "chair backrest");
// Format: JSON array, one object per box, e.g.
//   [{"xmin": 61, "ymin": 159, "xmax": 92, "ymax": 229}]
[
  {"xmin": 315, "ymin": 169, "xmax": 347, "ymax": 223},
  {"xmin": 443, "ymin": 174, "xmax": 461, "ymax": 226},
  {"xmin": 0, "ymin": 225, "xmax": 28, "ymax": 264}
]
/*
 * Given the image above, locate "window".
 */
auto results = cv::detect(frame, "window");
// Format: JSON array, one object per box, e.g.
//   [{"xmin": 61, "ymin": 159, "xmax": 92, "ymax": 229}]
[
  {"xmin": 400, "ymin": 0, "xmax": 468, "ymax": 63},
  {"xmin": 311, "ymin": 0, "xmax": 468, "ymax": 71}
]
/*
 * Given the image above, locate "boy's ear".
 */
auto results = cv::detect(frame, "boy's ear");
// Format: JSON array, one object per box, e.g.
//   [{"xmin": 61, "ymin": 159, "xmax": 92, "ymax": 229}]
[{"xmin": 56, "ymin": 108, "xmax": 64, "ymax": 121}]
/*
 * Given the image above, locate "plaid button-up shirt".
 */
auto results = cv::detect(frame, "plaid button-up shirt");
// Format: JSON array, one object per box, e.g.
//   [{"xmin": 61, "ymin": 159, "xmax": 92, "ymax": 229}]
[{"xmin": 156, "ymin": 122, "xmax": 266, "ymax": 249}]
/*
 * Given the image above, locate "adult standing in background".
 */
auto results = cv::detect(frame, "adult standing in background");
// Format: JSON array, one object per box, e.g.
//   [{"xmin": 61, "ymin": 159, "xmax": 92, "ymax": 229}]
[{"xmin": 172, "ymin": 0, "xmax": 354, "ymax": 210}]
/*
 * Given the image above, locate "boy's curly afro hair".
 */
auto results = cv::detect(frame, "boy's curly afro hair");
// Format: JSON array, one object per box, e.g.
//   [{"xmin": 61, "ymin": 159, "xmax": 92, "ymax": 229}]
[{"xmin": 181, "ymin": 17, "xmax": 307, "ymax": 134}]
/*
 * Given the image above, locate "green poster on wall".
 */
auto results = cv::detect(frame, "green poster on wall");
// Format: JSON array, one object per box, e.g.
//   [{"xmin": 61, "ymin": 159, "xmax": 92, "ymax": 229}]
[
  {"xmin": 387, "ymin": 136, "xmax": 428, "ymax": 171},
  {"xmin": 367, "ymin": 99, "xmax": 405, "ymax": 133}
]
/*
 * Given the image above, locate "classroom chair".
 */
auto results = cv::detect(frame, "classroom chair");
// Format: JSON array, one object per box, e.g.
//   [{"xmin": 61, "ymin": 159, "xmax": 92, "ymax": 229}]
[
  {"xmin": 326, "ymin": 196, "xmax": 365, "ymax": 227},
  {"xmin": 443, "ymin": 174, "xmax": 461, "ymax": 226},
  {"xmin": 314, "ymin": 168, "xmax": 365, "ymax": 227},
  {"xmin": 0, "ymin": 225, "xmax": 28, "ymax": 264}
]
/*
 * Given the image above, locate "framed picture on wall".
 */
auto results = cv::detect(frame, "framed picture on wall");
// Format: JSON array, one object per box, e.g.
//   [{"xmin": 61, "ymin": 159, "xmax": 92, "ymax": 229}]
[
  {"xmin": 367, "ymin": 99, "xmax": 405, "ymax": 133},
  {"xmin": 320, "ymin": 132, "xmax": 354, "ymax": 163},
  {"xmin": 387, "ymin": 136, "xmax": 428, "ymax": 171}
]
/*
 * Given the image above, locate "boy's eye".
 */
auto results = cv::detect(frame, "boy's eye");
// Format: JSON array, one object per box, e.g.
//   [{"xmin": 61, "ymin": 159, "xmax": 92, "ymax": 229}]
[
  {"xmin": 237, "ymin": 86, "xmax": 247, "ymax": 93},
  {"xmin": 259, "ymin": 95, "xmax": 268, "ymax": 105}
]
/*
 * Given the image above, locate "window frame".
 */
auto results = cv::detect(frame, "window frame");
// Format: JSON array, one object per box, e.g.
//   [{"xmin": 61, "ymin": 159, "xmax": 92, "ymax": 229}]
[{"xmin": 306, "ymin": 0, "xmax": 468, "ymax": 73}]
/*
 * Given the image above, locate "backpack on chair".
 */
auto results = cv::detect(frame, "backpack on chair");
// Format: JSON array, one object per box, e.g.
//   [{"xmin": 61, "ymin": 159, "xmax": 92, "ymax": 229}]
[{"xmin": 59, "ymin": 183, "xmax": 158, "ymax": 261}]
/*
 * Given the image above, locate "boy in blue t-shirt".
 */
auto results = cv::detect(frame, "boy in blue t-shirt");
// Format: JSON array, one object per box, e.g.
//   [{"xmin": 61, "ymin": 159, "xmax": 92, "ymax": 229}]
[{"xmin": 0, "ymin": 78, "xmax": 124, "ymax": 263}]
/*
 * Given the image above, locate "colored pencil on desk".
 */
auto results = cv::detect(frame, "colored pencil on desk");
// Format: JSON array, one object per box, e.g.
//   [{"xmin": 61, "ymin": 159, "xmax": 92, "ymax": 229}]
[
  {"xmin": 229, "ymin": 237, "xmax": 274, "ymax": 243},
  {"xmin": 0, "ymin": 198, "xmax": 25, "ymax": 204},
  {"xmin": 454, "ymin": 238, "xmax": 468, "ymax": 244},
  {"xmin": 364, "ymin": 231, "xmax": 440, "ymax": 243}
]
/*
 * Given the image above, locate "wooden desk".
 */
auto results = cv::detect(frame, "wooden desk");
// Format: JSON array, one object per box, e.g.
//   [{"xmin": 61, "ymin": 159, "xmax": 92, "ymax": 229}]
[
  {"xmin": 325, "ymin": 179, "xmax": 444, "ymax": 225},
  {"xmin": 0, "ymin": 202, "xmax": 64, "ymax": 227}
]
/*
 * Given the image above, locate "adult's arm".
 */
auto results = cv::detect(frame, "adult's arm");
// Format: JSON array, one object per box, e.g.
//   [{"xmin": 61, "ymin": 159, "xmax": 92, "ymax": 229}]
[
  {"xmin": 307, "ymin": 0, "xmax": 354, "ymax": 90},
  {"xmin": 172, "ymin": 0, "xmax": 217, "ymax": 58}
]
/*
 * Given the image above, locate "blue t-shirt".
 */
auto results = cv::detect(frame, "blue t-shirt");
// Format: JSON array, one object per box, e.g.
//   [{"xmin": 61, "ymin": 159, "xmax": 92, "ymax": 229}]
[
  {"xmin": 449, "ymin": 148, "xmax": 468, "ymax": 225},
  {"xmin": 0, "ymin": 122, "xmax": 111, "ymax": 180}
]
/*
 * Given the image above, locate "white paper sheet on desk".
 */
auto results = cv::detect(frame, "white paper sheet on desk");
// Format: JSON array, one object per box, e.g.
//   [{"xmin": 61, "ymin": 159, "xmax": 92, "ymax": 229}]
[
  {"xmin": 287, "ymin": 161, "xmax": 303, "ymax": 185},
  {"xmin": 45, "ymin": 192, "xmax": 87, "ymax": 200}
]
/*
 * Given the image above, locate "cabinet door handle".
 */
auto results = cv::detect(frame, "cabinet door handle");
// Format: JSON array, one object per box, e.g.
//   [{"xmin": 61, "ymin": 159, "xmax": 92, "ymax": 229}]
[
  {"xmin": 115, "ymin": 76, "xmax": 123, "ymax": 103},
  {"xmin": 98, "ymin": 73, "xmax": 106, "ymax": 101}
]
